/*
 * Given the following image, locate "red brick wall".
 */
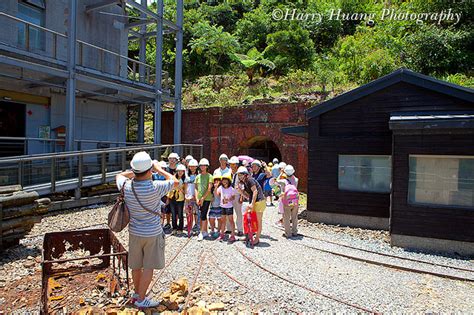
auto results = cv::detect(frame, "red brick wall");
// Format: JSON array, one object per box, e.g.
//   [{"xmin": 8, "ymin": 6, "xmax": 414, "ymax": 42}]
[{"xmin": 161, "ymin": 102, "xmax": 309, "ymax": 191}]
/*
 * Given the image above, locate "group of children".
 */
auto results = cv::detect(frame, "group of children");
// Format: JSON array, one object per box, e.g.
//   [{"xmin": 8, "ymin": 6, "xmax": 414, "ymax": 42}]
[{"xmin": 153, "ymin": 152, "xmax": 300, "ymax": 245}]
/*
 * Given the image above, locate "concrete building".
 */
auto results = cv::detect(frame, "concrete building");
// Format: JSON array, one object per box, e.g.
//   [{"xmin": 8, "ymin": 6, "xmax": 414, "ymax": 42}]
[{"xmin": 0, "ymin": 0, "xmax": 183, "ymax": 157}]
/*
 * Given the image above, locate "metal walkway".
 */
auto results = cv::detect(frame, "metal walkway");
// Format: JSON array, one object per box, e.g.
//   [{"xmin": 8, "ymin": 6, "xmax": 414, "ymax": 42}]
[{"xmin": 0, "ymin": 144, "xmax": 202, "ymax": 196}]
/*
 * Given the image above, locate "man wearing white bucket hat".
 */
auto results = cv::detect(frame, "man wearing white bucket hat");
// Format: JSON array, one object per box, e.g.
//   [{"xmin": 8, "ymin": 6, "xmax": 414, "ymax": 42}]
[{"xmin": 116, "ymin": 151, "xmax": 178, "ymax": 308}]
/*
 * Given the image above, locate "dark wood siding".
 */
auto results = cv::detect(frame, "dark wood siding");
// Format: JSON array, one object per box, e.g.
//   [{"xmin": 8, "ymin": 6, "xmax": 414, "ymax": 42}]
[
  {"xmin": 391, "ymin": 133, "xmax": 474, "ymax": 242},
  {"xmin": 308, "ymin": 81, "xmax": 474, "ymax": 219},
  {"xmin": 319, "ymin": 82, "xmax": 473, "ymax": 137}
]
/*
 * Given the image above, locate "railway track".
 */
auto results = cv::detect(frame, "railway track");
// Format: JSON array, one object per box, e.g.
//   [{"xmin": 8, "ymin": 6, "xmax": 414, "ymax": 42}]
[
  {"xmin": 273, "ymin": 226, "xmax": 474, "ymax": 282},
  {"xmin": 233, "ymin": 244, "xmax": 379, "ymax": 314}
]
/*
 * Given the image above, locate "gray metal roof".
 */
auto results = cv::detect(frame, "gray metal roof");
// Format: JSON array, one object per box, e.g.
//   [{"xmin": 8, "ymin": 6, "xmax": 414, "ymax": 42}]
[
  {"xmin": 280, "ymin": 125, "xmax": 308, "ymax": 138},
  {"xmin": 389, "ymin": 111, "xmax": 474, "ymax": 131},
  {"xmin": 306, "ymin": 68, "xmax": 474, "ymax": 120}
]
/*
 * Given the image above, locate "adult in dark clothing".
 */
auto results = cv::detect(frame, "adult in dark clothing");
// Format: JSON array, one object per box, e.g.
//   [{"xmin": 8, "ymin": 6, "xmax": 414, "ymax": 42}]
[{"xmin": 236, "ymin": 166, "xmax": 266, "ymax": 245}]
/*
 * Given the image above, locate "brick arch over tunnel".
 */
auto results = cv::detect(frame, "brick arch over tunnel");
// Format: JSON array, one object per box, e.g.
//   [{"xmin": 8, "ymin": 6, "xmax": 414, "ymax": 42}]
[
  {"xmin": 238, "ymin": 136, "xmax": 282, "ymax": 163},
  {"xmin": 161, "ymin": 102, "xmax": 310, "ymax": 192}
]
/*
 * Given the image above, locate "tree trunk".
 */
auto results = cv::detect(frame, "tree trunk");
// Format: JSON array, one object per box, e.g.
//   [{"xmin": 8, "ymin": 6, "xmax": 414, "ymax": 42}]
[
  {"xmin": 0, "ymin": 185, "xmax": 22, "ymax": 194},
  {"xmin": 0, "ymin": 191, "xmax": 39, "ymax": 208}
]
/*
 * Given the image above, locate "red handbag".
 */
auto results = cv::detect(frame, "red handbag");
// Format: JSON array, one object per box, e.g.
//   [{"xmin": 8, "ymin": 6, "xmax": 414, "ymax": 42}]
[{"xmin": 243, "ymin": 210, "xmax": 258, "ymax": 235}]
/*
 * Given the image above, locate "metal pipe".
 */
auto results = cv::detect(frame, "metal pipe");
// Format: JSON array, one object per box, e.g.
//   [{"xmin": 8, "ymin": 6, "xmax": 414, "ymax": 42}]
[
  {"xmin": 0, "ymin": 12, "xmax": 67, "ymax": 38},
  {"xmin": 173, "ymin": 0, "xmax": 184, "ymax": 151},
  {"xmin": 154, "ymin": 0, "xmax": 164, "ymax": 145},
  {"xmin": 66, "ymin": 0, "xmax": 78, "ymax": 152},
  {"xmin": 51, "ymin": 157, "xmax": 56, "ymax": 193},
  {"xmin": 101, "ymin": 152, "xmax": 107, "ymax": 183},
  {"xmin": 18, "ymin": 161, "xmax": 24, "ymax": 187},
  {"xmin": 0, "ymin": 144, "xmax": 203, "ymax": 162}
]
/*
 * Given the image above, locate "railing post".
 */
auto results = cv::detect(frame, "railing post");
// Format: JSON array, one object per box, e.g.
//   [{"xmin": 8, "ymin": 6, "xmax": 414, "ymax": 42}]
[
  {"xmin": 79, "ymin": 42, "xmax": 83, "ymax": 66},
  {"xmin": 121, "ymin": 150, "xmax": 126, "ymax": 170},
  {"xmin": 101, "ymin": 152, "xmax": 106, "ymax": 183},
  {"xmin": 51, "ymin": 157, "xmax": 56, "ymax": 193},
  {"xmin": 78, "ymin": 154, "xmax": 83, "ymax": 187},
  {"xmin": 25, "ymin": 24, "xmax": 30, "ymax": 51},
  {"xmin": 0, "ymin": 203, "xmax": 3, "ymax": 250},
  {"xmin": 200, "ymin": 145, "xmax": 203, "ymax": 159},
  {"xmin": 18, "ymin": 160, "xmax": 23, "ymax": 187},
  {"xmin": 53, "ymin": 34, "xmax": 57, "ymax": 59}
]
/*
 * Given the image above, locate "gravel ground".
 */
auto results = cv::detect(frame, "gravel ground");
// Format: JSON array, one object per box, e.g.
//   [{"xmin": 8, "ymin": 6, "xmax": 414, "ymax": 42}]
[{"xmin": 1, "ymin": 201, "xmax": 473, "ymax": 313}]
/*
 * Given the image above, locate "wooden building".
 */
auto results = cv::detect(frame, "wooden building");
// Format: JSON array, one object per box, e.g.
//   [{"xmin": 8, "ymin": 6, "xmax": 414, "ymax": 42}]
[{"xmin": 283, "ymin": 68, "xmax": 474, "ymax": 255}]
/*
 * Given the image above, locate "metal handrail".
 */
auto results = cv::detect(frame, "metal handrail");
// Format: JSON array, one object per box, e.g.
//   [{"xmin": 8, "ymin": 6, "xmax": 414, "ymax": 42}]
[
  {"xmin": 0, "ymin": 12, "xmax": 67, "ymax": 38},
  {"xmin": 0, "ymin": 11, "xmax": 157, "ymax": 84},
  {"xmin": 0, "ymin": 143, "xmax": 202, "ymax": 162},
  {"xmin": 0, "ymin": 143, "xmax": 204, "ymax": 194},
  {"xmin": 0, "ymin": 136, "xmax": 62, "ymax": 142}
]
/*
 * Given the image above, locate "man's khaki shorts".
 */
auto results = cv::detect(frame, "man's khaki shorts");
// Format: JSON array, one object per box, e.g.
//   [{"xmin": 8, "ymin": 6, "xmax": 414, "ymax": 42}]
[{"xmin": 128, "ymin": 233, "xmax": 165, "ymax": 270}]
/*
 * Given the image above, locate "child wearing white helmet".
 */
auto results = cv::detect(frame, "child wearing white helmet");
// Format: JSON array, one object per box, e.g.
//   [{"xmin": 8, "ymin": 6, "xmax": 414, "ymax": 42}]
[
  {"xmin": 162, "ymin": 152, "xmax": 180, "ymax": 230},
  {"xmin": 167, "ymin": 164, "xmax": 187, "ymax": 234},
  {"xmin": 195, "ymin": 158, "xmax": 213, "ymax": 241},
  {"xmin": 184, "ymin": 155, "xmax": 194, "ymax": 168},
  {"xmin": 184, "ymin": 159, "xmax": 199, "ymax": 236},
  {"xmin": 228, "ymin": 156, "xmax": 244, "ymax": 236}
]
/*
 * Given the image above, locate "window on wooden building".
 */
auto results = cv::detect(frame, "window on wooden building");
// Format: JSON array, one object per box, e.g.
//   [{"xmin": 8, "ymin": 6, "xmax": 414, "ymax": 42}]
[
  {"xmin": 338, "ymin": 155, "xmax": 392, "ymax": 193},
  {"xmin": 409, "ymin": 155, "xmax": 474, "ymax": 208},
  {"xmin": 17, "ymin": 0, "xmax": 46, "ymax": 51}
]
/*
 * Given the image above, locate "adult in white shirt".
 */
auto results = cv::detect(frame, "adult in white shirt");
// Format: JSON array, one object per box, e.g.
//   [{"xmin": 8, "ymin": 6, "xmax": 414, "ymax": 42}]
[{"xmin": 213, "ymin": 153, "xmax": 231, "ymax": 177}]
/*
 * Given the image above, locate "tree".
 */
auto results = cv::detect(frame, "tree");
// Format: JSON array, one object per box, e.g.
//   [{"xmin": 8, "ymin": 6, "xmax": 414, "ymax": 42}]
[
  {"xmin": 264, "ymin": 24, "xmax": 315, "ymax": 74},
  {"xmin": 232, "ymin": 48, "xmax": 276, "ymax": 84},
  {"xmin": 234, "ymin": 7, "xmax": 273, "ymax": 53},
  {"xmin": 189, "ymin": 22, "xmax": 240, "ymax": 90},
  {"xmin": 402, "ymin": 26, "xmax": 473, "ymax": 75}
]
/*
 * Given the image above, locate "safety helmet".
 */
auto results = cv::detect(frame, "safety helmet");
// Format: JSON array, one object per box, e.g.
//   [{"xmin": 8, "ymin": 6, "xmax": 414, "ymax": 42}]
[
  {"xmin": 268, "ymin": 162, "xmax": 273, "ymax": 167},
  {"xmin": 229, "ymin": 156, "xmax": 239, "ymax": 164},
  {"xmin": 199, "ymin": 158, "xmax": 210, "ymax": 166},
  {"xmin": 176, "ymin": 164, "xmax": 186, "ymax": 172},
  {"xmin": 237, "ymin": 166, "xmax": 249, "ymax": 175},
  {"xmin": 188, "ymin": 159, "xmax": 198, "ymax": 167},
  {"xmin": 219, "ymin": 153, "xmax": 229, "ymax": 161},
  {"xmin": 130, "ymin": 151, "xmax": 152, "ymax": 173},
  {"xmin": 279, "ymin": 162, "xmax": 287, "ymax": 169},
  {"xmin": 251, "ymin": 160, "xmax": 262, "ymax": 167},
  {"xmin": 169, "ymin": 152, "xmax": 179, "ymax": 160},
  {"xmin": 272, "ymin": 158, "xmax": 279, "ymax": 164},
  {"xmin": 284, "ymin": 164, "xmax": 295, "ymax": 176},
  {"xmin": 213, "ymin": 175, "xmax": 222, "ymax": 181},
  {"xmin": 221, "ymin": 174, "xmax": 232, "ymax": 182},
  {"xmin": 159, "ymin": 160, "xmax": 168, "ymax": 168},
  {"xmin": 185, "ymin": 155, "xmax": 194, "ymax": 162}
]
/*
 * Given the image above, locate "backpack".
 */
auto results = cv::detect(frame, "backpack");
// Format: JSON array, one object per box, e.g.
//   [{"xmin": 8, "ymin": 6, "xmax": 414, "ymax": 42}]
[{"xmin": 282, "ymin": 180, "xmax": 299, "ymax": 207}]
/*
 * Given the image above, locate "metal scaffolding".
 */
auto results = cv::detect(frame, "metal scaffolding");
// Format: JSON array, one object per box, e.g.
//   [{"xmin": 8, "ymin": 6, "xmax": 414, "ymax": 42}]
[{"xmin": 0, "ymin": 0, "xmax": 183, "ymax": 152}]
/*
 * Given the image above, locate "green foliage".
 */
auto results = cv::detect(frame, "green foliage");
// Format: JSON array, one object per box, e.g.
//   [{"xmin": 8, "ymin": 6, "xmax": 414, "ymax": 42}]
[
  {"xmin": 132, "ymin": 0, "xmax": 473, "ymax": 110},
  {"xmin": 403, "ymin": 26, "xmax": 473, "ymax": 75},
  {"xmin": 231, "ymin": 48, "xmax": 276, "ymax": 84},
  {"xmin": 189, "ymin": 22, "xmax": 240, "ymax": 75},
  {"xmin": 264, "ymin": 24, "xmax": 315, "ymax": 74},
  {"xmin": 443, "ymin": 73, "xmax": 474, "ymax": 89},
  {"xmin": 234, "ymin": 7, "xmax": 273, "ymax": 52}
]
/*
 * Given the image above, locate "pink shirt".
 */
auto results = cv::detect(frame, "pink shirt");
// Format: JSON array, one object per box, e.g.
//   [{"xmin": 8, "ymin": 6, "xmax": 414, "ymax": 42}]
[{"xmin": 217, "ymin": 186, "xmax": 235, "ymax": 208}]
